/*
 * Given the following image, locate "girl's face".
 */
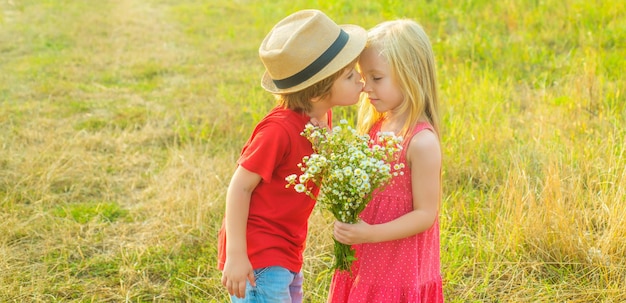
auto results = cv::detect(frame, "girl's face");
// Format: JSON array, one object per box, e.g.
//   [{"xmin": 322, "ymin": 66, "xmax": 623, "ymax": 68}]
[
  {"xmin": 358, "ymin": 47, "xmax": 404, "ymax": 113},
  {"xmin": 324, "ymin": 65, "xmax": 364, "ymax": 107}
]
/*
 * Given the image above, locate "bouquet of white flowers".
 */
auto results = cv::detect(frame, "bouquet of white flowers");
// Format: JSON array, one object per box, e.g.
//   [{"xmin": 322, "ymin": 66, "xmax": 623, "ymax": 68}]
[{"xmin": 286, "ymin": 120, "xmax": 403, "ymax": 271}]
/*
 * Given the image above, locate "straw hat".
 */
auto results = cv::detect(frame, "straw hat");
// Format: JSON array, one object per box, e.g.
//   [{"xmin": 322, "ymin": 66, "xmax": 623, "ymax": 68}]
[{"xmin": 259, "ymin": 9, "xmax": 366, "ymax": 94}]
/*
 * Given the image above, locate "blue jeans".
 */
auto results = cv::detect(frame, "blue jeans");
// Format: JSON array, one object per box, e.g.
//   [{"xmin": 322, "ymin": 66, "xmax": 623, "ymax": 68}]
[{"xmin": 230, "ymin": 266, "xmax": 303, "ymax": 303}]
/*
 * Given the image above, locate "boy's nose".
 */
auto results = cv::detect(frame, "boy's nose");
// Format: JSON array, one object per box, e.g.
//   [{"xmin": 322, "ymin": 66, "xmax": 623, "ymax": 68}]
[{"xmin": 361, "ymin": 82, "xmax": 370, "ymax": 93}]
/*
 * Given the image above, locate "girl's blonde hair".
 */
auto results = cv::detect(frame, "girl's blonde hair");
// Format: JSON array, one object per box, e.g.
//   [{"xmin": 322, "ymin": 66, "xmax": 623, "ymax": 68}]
[{"xmin": 357, "ymin": 19, "xmax": 440, "ymax": 138}]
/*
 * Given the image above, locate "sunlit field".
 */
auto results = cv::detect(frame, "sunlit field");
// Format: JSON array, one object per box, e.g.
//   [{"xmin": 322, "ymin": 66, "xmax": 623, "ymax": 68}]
[{"xmin": 1, "ymin": 0, "xmax": 624, "ymax": 302}]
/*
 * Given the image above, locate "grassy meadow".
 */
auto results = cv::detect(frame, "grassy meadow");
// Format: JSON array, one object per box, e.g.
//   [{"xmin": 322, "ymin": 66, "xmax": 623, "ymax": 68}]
[{"xmin": 1, "ymin": 0, "xmax": 625, "ymax": 302}]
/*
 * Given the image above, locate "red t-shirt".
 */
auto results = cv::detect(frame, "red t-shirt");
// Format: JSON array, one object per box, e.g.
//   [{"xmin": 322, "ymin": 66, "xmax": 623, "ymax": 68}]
[{"xmin": 218, "ymin": 106, "xmax": 331, "ymax": 273}]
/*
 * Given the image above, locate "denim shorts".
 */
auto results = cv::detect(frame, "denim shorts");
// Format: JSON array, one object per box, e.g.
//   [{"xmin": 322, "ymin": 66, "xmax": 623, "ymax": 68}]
[{"xmin": 230, "ymin": 266, "xmax": 303, "ymax": 303}]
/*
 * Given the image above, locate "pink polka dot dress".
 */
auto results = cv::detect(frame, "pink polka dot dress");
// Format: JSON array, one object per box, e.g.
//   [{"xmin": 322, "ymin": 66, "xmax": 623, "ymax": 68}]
[{"xmin": 327, "ymin": 121, "xmax": 444, "ymax": 303}]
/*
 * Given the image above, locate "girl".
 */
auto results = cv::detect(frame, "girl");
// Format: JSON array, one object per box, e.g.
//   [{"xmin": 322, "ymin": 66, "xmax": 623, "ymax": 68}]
[{"xmin": 327, "ymin": 19, "xmax": 444, "ymax": 303}]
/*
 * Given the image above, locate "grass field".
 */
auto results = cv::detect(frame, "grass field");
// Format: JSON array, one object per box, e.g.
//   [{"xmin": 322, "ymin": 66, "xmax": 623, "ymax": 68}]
[{"xmin": 1, "ymin": 0, "xmax": 625, "ymax": 302}]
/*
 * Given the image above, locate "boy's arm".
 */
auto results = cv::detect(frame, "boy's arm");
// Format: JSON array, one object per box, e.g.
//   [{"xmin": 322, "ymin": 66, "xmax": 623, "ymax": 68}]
[{"xmin": 221, "ymin": 165, "xmax": 262, "ymax": 299}]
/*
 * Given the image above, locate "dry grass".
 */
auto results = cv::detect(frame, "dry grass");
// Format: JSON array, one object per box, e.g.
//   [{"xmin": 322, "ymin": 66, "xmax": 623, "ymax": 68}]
[{"xmin": 1, "ymin": 0, "xmax": 625, "ymax": 302}]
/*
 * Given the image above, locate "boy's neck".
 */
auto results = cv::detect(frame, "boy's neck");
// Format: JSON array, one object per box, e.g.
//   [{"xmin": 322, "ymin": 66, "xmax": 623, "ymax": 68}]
[{"xmin": 306, "ymin": 103, "xmax": 330, "ymax": 122}]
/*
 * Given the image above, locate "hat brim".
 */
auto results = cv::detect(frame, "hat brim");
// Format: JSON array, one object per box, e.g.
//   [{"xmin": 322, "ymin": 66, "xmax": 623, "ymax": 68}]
[{"xmin": 261, "ymin": 24, "xmax": 367, "ymax": 94}]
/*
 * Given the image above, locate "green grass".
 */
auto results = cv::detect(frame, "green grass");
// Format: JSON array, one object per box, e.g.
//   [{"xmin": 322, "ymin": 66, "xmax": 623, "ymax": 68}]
[{"xmin": 1, "ymin": 0, "xmax": 625, "ymax": 302}]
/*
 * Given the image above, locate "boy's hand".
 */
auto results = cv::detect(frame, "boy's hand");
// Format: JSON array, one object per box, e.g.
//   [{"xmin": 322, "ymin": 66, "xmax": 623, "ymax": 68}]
[
  {"xmin": 308, "ymin": 117, "xmax": 329, "ymax": 130},
  {"xmin": 221, "ymin": 254, "xmax": 256, "ymax": 298}
]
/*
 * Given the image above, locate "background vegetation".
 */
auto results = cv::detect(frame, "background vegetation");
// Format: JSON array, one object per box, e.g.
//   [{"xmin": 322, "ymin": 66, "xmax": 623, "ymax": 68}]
[{"xmin": 1, "ymin": 0, "xmax": 624, "ymax": 302}]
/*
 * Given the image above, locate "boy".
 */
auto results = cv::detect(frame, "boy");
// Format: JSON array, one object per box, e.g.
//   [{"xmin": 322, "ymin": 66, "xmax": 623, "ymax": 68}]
[{"xmin": 217, "ymin": 9, "xmax": 366, "ymax": 302}]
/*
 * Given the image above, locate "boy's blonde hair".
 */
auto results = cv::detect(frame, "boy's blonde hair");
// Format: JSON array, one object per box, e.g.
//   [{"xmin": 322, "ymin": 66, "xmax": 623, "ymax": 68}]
[
  {"xmin": 277, "ymin": 60, "xmax": 356, "ymax": 112},
  {"xmin": 357, "ymin": 19, "xmax": 440, "ymax": 138}
]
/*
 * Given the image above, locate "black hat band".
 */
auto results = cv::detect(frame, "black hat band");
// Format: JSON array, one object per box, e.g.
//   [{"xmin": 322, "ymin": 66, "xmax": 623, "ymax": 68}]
[{"xmin": 272, "ymin": 29, "xmax": 349, "ymax": 89}]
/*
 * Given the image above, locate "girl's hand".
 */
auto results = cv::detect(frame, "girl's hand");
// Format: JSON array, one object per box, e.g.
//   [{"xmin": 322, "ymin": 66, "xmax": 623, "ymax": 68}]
[{"xmin": 333, "ymin": 220, "xmax": 373, "ymax": 245}]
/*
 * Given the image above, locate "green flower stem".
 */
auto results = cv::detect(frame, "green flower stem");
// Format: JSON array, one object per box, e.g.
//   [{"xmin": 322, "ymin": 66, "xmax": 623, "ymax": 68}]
[{"xmin": 333, "ymin": 238, "xmax": 355, "ymax": 272}]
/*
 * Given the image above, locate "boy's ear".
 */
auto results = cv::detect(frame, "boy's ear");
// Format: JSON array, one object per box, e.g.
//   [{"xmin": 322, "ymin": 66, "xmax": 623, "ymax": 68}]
[{"xmin": 310, "ymin": 96, "xmax": 322, "ymax": 103}]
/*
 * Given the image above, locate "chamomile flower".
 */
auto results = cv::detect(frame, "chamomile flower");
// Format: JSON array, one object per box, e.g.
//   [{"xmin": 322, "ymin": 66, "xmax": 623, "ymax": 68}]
[
  {"xmin": 294, "ymin": 184, "xmax": 306, "ymax": 193},
  {"xmin": 299, "ymin": 173, "xmax": 311, "ymax": 183},
  {"xmin": 284, "ymin": 120, "xmax": 403, "ymax": 272},
  {"xmin": 285, "ymin": 174, "xmax": 297, "ymax": 184}
]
